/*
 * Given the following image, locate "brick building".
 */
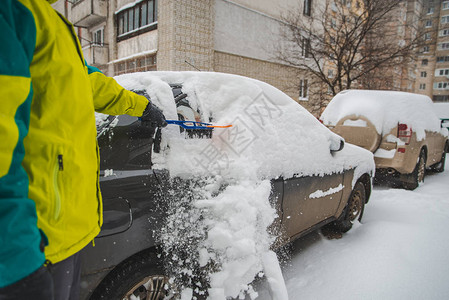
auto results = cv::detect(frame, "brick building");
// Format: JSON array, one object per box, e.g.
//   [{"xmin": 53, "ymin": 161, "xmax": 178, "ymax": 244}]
[
  {"xmin": 417, "ymin": 0, "xmax": 449, "ymax": 102},
  {"xmin": 52, "ymin": 0, "xmax": 323, "ymax": 113}
]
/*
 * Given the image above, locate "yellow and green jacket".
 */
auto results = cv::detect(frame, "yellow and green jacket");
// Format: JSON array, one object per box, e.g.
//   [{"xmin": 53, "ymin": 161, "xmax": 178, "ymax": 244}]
[{"xmin": 0, "ymin": 0, "xmax": 148, "ymax": 287}]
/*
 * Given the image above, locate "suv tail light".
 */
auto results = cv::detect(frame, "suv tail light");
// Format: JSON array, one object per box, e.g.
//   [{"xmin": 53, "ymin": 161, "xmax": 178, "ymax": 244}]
[{"xmin": 398, "ymin": 123, "xmax": 412, "ymax": 145}]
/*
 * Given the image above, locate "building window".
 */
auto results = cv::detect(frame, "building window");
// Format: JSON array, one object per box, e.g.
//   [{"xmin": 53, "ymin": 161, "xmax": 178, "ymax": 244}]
[
  {"xmin": 438, "ymin": 42, "xmax": 449, "ymax": 50},
  {"xmin": 142, "ymin": 1, "xmax": 148, "ymax": 26},
  {"xmin": 114, "ymin": 54, "xmax": 157, "ymax": 75},
  {"xmin": 299, "ymin": 79, "xmax": 308, "ymax": 100},
  {"xmin": 433, "ymin": 95, "xmax": 449, "ymax": 101},
  {"xmin": 437, "ymin": 56, "xmax": 449, "ymax": 63},
  {"xmin": 436, "ymin": 69, "xmax": 449, "ymax": 76},
  {"xmin": 92, "ymin": 28, "xmax": 104, "ymax": 46},
  {"xmin": 443, "ymin": 1, "xmax": 449, "ymax": 10},
  {"xmin": 419, "ymin": 83, "xmax": 426, "ymax": 90},
  {"xmin": 328, "ymin": 69, "xmax": 334, "ymax": 78},
  {"xmin": 421, "ymin": 71, "xmax": 427, "ymax": 77},
  {"xmin": 423, "ymin": 46, "xmax": 430, "ymax": 53},
  {"xmin": 441, "ymin": 15, "xmax": 449, "ymax": 23},
  {"xmin": 424, "ymin": 33, "xmax": 431, "ymax": 40},
  {"xmin": 427, "ymin": 7, "xmax": 434, "ymax": 14},
  {"xmin": 341, "ymin": 0, "xmax": 351, "ymax": 7},
  {"xmin": 425, "ymin": 20, "xmax": 433, "ymax": 27},
  {"xmin": 330, "ymin": 18, "xmax": 337, "ymax": 28},
  {"xmin": 116, "ymin": 0, "xmax": 157, "ymax": 39},
  {"xmin": 422, "ymin": 59, "xmax": 428, "ymax": 66},
  {"xmin": 117, "ymin": 62, "xmax": 126, "ymax": 72},
  {"xmin": 303, "ymin": 0, "xmax": 312, "ymax": 16},
  {"xmin": 440, "ymin": 29, "xmax": 449, "ymax": 37},
  {"xmin": 434, "ymin": 82, "xmax": 449, "ymax": 90},
  {"xmin": 331, "ymin": 2, "xmax": 337, "ymax": 12},
  {"xmin": 302, "ymin": 38, "xmax": 311, "ymax": 58}
]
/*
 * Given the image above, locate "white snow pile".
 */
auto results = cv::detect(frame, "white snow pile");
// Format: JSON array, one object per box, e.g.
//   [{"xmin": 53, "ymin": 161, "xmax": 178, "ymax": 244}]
[
  {"xmin": 95, "ymin": 112, "xmax": 109, "ymax": 128},
  {"xmin": 280, "ymin": 160, "xmax": 449, "ymax": 300},
  {"xmin": 112, "ymin": 71, "xmax": 374, "ymax": 299},
  {"xmin": 309, "ymin": 184, "xmax": 344, "ymax": 199},
  {"xmin": 115, "ymin": 0, "xmax": 144, "ymax": 14},
  {"xmin": 321, "ymin": 90, "xmax": 445, "ymax": 140},
  {"xmin": 433, "ymin": 102, "xmax": 449, "ymax": 119}
]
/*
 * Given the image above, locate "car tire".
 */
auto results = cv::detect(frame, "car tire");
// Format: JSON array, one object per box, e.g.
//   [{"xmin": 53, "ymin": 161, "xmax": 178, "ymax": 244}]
[
  {"xmin": 403, "ymin": 149, "xmax": 426, "ymax": 190},
  {"xmin": 433, "ymin": 152, "xmax": 446, "ymax": 173},
  {"xmin": 90, "ymin": 250, "xmax": 172, "ymax": 300},
  {"xmin": 331, "ymin": 181, "xmax": 366, "ymax": 233}
]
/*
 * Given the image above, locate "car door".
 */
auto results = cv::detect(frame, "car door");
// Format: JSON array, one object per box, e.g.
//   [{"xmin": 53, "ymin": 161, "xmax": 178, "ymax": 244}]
[
  {"xmin": 282, "ymin": 172, "xmax": 345, "ymax": 238},
  {"xmin": 429, "ymin": 130, "xmax": 447, "ymax": 164},
  {"xmin": 81, "ymin": 114, "xmax": 165, "ymax": 299}
]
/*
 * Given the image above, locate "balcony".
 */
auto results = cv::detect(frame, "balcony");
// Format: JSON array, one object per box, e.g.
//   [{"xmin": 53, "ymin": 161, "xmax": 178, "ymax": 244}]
[
  {"xmin": 71, "ymin": 0, "xmax": 107, "ymax": 27},
  {"xmin": 82, "ymin": 44, "xmax": 109, "ymax": 67}
]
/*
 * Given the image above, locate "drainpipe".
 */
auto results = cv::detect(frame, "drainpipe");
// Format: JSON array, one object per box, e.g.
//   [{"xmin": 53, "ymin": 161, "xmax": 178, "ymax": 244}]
[{"xmin": 64, "ymin": 0, "xmax": 68, "ymax": 18}]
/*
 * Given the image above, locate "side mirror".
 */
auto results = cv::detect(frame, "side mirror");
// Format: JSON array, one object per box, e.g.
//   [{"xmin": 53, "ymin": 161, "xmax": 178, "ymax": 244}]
[
  {"xmin": 330, "ymin": 138, "xmax": 345, "ymax": 153},
  {"xmin": 441, "ymin": 119, "xmax": 449, "ymax": 129}
]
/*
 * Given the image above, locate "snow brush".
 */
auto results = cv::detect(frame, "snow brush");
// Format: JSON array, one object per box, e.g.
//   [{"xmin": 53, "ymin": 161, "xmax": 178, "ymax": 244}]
[{"xmin": 165, "ymin": 120, "xmax": 232, "ymax": 130}]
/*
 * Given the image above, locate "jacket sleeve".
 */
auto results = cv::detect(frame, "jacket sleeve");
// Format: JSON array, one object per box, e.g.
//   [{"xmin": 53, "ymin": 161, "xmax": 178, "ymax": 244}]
[
  {"xmin": 87, "ymin": 65, "xmax": 149, "ymax": 117},
  {"xmin": 0, "ymin": 1, "xmax": 47, "ymax": 288}
]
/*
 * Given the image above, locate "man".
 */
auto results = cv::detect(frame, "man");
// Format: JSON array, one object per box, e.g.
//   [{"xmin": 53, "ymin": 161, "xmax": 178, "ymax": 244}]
[{"xmin": 0, "ymin": 0, "xmax": 166, "ymax": 299}]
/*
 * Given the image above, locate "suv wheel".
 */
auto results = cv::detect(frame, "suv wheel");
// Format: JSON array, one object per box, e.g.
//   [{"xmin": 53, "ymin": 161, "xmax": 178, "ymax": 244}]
[
  {"xmin": 403, "ymin": 149, "xmax": 426, "ymax": 190},
  {"xmin": 327, "ymin": 181, "xmax": 366, "ymax": 233},
  {"xmin": 90, "ymin": 250, "xmax": 174, "ymax": 300}
]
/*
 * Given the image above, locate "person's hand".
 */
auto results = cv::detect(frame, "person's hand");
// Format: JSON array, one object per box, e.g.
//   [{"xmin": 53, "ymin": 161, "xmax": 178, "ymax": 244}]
[{"xmin": 141, "ymin": 102, "xmax": 167, "ymax": 128}]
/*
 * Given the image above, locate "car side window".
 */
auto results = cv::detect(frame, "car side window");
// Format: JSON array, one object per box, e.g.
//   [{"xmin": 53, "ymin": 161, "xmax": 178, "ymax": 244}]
[{"xmin": 98, "ymin": 114, "xmax": 154, "ymax": 170}]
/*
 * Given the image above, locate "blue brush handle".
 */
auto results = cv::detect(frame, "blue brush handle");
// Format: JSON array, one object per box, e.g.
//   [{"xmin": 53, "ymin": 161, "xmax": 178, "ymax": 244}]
[{"xmin": 166, "ymin": 120, "xmax": 213, "ymax": 130}]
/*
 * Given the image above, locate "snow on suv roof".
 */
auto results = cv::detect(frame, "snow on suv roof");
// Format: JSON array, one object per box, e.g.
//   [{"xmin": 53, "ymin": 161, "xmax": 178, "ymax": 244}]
[
  {"xmin": 433, "ymin": 102, "xmax": 449, "ymax": 120},
  {"xmin": 114, "ymin": 72, "xmax": 374, "ymax": 181},
  {"xmin": 321, "ymin": 89, "xmax": 442, "ymax": 141}
]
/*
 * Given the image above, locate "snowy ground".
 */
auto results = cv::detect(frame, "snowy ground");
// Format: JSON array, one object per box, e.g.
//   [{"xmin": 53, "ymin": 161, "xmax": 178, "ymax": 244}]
[{"xmin": 255, "ymin": 159, "xmax": 449, "ymax": 300}]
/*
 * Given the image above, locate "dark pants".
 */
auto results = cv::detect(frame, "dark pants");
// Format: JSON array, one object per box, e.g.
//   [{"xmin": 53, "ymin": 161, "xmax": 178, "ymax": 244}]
[
  {"xmin": 0, "ymin": 252, "xmax": 81, "ymax": 300},
  {"xmin": 50, "ymin": 251, "xmax": 81, "ymax": 300},
  {"xmin": 0, "ymin": 265, "xmax": 54, "ymax": 300}
]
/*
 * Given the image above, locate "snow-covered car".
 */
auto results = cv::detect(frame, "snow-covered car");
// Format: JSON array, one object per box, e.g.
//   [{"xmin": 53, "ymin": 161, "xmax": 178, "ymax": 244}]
[
  {"xmin": 80, "ymin": 72, "xmax": 374, "ymax": 300},
  {"xmin": 321, "ymin": 90, "xmax": 449, "ymax": 190}
]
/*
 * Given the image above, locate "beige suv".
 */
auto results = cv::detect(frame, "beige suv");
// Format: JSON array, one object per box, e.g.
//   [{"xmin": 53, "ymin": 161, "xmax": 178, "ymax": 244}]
[{"xmin": 321, "ymin": 90, "xmax": 449, "ymax": 190}]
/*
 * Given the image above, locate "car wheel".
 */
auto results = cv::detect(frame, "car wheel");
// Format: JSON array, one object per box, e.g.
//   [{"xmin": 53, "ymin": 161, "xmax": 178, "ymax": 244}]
[
  {"xmin": 90, "ymin": 250, "xmax": 173, "ymax": 300},
  {"xmin": 403, "ymin": 149, "xmax": 426, "ymax": 190},
  {"xmin": 332, "ymin": 181, "xmax": 366, "ymax": 233},
  {"xmin": 433, "ymin": 152, "xmax": 446, "ymax": 173}
]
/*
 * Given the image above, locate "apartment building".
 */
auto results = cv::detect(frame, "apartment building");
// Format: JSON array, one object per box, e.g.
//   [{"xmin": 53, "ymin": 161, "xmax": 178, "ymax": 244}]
[
  {"xmin": 52, "ymin": 0, "xmax": 326, "ymax": 113},
  {"xmin": 416, "ymin": 0, "xmax": 449, "ymax": 102},
  {"xmin": 398, "ymin": 0, "xmax": 422, "ymax": 92},
  {"xmin": 352, "ymin": 0, "xmax": 422, "ymax": 93}
]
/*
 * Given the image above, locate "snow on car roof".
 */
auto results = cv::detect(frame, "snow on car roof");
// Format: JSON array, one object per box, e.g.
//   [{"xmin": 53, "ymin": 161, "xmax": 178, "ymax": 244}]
[
  {"xmin": 321, "ymin": 89, "xmax": 442, "ymax": 141},
  {"xmin": 433, "ymin": 102, "xmax": 449, "ymax": 119},
  {"xmin": 115, "ymin": 72, "xmax": 374, "ymax": 180}
]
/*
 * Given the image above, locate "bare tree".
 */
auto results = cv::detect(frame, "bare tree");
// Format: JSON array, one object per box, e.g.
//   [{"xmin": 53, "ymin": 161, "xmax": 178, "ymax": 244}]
[{"xmin": 276, "ymin": 0, "xmax": 426, "ymax": 98}]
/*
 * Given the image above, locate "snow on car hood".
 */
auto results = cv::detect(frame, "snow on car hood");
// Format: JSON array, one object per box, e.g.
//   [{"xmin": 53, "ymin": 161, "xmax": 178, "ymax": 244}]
[
  {"xmin": 321, "ymin": 89, "xmax": 444, "ymax": 141},
  {"xmin": 115, "ymin": 72, "xmax": 374, "ymax": 180},
  {"xmin": 113, "ymin": 72, "xmax": 374, "ymax": 299}
]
